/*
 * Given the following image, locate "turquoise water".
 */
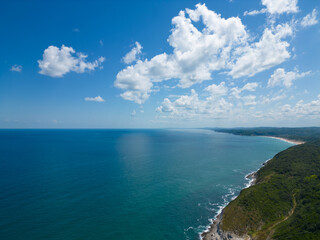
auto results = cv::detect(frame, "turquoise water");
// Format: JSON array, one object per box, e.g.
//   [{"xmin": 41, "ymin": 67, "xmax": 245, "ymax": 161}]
[{"xmin": 0, "ymin": 129, "xmax": 293, "ymax": 240}]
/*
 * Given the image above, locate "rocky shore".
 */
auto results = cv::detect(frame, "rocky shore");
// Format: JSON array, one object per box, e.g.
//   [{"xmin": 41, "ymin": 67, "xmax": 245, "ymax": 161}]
[
  {"xmin": 200, "ymin": 170, "xmax": 258, "ymax": 240},
  {"xmin": 201, "ymin": 211, "xmax": 251, "ymax": 240}
]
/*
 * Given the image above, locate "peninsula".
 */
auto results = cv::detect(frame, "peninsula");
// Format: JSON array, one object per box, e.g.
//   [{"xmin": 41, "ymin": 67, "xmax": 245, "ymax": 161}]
[{"xmin": 202, "ymin": 127, "xmax": 320, "ymax": 240}]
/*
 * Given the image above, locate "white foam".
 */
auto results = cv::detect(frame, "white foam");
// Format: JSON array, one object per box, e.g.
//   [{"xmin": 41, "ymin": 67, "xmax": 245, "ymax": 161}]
[{"xmin": 199, "ymin": 157, "xmax": 272, "ymax": 239}]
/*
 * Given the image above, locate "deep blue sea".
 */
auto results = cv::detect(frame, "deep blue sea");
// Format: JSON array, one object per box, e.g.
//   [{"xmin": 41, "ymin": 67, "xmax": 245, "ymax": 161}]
[{"xmin": 0, "ymin": 129, "xmax": 293, "ymax": 240}]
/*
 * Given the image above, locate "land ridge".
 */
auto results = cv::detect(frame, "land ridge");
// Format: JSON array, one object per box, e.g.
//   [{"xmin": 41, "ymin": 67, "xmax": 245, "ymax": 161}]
[{"xmin": 201, "ymin": 127, "xmax": 320, "ymax": 240}]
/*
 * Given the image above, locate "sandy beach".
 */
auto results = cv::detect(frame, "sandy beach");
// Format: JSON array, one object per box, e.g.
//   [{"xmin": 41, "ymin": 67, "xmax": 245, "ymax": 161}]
[{"xmin": 264, "ymin": 136, "xmax": 305, "ymax": 145}]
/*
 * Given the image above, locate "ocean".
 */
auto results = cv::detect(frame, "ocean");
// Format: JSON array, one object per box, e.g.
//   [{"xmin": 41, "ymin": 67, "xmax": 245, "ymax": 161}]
[{"xmin": 0, "ymin": 129, "xmax": 293, "ymax": 240}]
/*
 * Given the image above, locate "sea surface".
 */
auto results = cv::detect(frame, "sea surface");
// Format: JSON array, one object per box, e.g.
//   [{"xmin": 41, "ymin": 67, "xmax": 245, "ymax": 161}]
[{"xmin": 0, "ymin": 129, "xmax": 293, "ymax": 240}]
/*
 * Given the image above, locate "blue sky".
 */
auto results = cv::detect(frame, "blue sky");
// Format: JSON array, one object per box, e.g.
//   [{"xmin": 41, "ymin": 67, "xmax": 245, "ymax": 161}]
[{"xmin": 0, "ymin": 0, "xmax": 319, "ymax": 128}]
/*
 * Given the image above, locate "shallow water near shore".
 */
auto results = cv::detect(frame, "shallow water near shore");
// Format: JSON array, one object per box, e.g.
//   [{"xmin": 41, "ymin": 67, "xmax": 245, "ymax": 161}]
[{"xmin": 0, "ymin": 129, "xmax": 293, "ymax": 240}]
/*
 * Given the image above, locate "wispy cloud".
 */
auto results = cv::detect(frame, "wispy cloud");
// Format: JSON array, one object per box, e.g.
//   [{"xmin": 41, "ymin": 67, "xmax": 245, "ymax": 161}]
[
  {"xmin": 84, "ymin": 96, "xmax": 105, "ymax": 102},
  {"xmin": 10, "ymin": 64, "xmax": 22, "ymax": 72},
  {"xmin": 301, "ymin": 9, "xmax": 318, "ymax": 27},
  {"xmin": 122, "ymin": 42, "xmax": 143, "ymax": 64}
]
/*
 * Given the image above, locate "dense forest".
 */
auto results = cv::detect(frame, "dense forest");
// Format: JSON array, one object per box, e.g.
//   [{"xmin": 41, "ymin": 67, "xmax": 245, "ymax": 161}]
[
  {"xmin": 213, "ymin": 128, "xmax": 320, "ymax": 239},
  {"xmin": 213, "ymin": 127, "xmax": 320, "ymax": 142}
]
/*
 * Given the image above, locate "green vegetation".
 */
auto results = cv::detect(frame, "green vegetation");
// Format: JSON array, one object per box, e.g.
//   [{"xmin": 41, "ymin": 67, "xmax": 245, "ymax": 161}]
[
  {"xmin": 214, "ymin": 128, "xmax": 320, "ymax": 240},
  {"xmin": 213, "ymin": 127, "xmax": 320, "ymax": 142}
]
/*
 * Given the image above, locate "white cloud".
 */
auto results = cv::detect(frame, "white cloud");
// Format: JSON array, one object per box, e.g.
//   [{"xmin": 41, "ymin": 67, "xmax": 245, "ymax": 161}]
[
  {"xmin": 229, "ymin": 24, "xmax": 292, "ymax": 78},
  {"xmin": 230, "ymin": 82, "xmax": 259, "ymax": 99},
  {"xmin": 115, "ymin": 4, "xmax": 295, "ymax": 104},
  {"xmin": 156, "ymin": 81, "xmax": 260, "ymax": 120},
  {"xmin": 114, "ymin": 4, "xmax": 250, "ymax": 104},
  {"xmin": 123, "ymin": 42, "xmax": 143, "ymax": 64},
  {"xmin": 38, "ymin": 45, "xmax": 105, "ymax": 77},
  {"xmin": 157, "ymin": 89, "xmax": 233, "ymax": 119},
  {"xmin": 242, "ymin": 82, "xmax": 259, "ymax": 91},
  {"xmin": 267, "ymin": 68, "xmax": 310, "ymax": 88},
  {"xmin": 243, "ymin": 95, "xmax": 257, "ymax": 106},
  {"xmin": 84, "ymin": 96, "xmax": 105, "ymax": 102},
  {"xmin": 244, "ymin": 0, "xmax": 298, "ymax": 16},
  {"xmin": 244, "ymin": 9, "xmax": 267, "ymax": 16},
  {"xmin": 230, "ymin": 82, "xmax": 259, "ymax": 104},
  {"xmin": 261, "ymin": 94, "xmax": 286, "ymax": 104},
  {"xmin": 204, "ymin": 82, "xmax": 228, "ymax": 97},
  {"xmin": 262, "ymin": 0, "xmax": 298, "ymax": 15},
  {"xmin": 301, "ymin": 9, "xmax": 318, "ymax": 27},
  {"xmin": 277, "ymin": 95, "xmax": 320, "ymax": 118},
  {"xmin": 10, "ymin": 64, "xmax": 22, "ymax": 72}
]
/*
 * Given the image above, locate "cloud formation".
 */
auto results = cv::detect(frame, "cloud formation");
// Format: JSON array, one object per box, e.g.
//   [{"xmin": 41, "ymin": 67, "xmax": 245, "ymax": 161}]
[
  {"xmin": 244, "ymin": 9, "xmax": 267, "ymax": 16},
  {"xmin": 84, "ymin": 96, "xmax": 105, "ymax": 102},
  {"xmin": 115, "ymin": 4, "xmax": 293, "ymax": 104},
  {"xmin": 229, "ymin": 24, "xmax": 292, "ymax": 78},
  {"xmin": 267, "ymin": 68, "xmax": 310, "ymax": 88},
  {"xmin": 301, "ymin": 9, "xmax": 318, "ymax": 27},
  {"xmin": 244, "ymin": 0, "xmax": 298, "ymax": 16},
  {"xmin": 157, "ymin": 81, "xmax": 261, "ymax": 119},
  {"xmin": 10, "ymin": 64, "xmax": 22, "ymax": 72},
  {"xmin": 123, "ymin": 42, "xmax": 143, "ymax": 64},
  {"xmin": 157, "ymin": 89, "xmax": 233, "ymax": 119},
  {"xmin": 262, "ymin": 0, "xmax": 298, "ymax": 15},
  {"xmin": 38, "ymin": 45, "xmax": 105, "ymax": 77}
]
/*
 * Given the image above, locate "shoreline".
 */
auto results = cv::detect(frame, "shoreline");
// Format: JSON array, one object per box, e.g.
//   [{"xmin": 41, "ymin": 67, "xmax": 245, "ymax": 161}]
[
  {"xmin": 200, "ymin": 136, "xmax": 303, "ymax": 240},
  {"xmin": 263, "ymin": 136, "xmax": 305, "ymax": 145},
  {"xmin": 200, "ymin": 168, "xmax": 259, "ymax": 240}
]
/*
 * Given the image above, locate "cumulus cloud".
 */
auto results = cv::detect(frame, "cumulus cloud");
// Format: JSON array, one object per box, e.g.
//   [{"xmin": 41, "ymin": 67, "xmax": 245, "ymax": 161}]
[
  {"xmin": 301, "ymin": 9, "xmax": 318, "ymax": 27},
  {"xmin": 123, "ymin": 42, "xmax": 143, "ymax": 64},
  {"xmin": 230, "ymin": 82, "xmax": 259, "ymax": 101},
  {"xmin": 242, "ymin": 82, "xmax": 259, "ymax": 91},
  {"xmin": 262, "ymin": 0, "xmax": 298, "ymax": 15},
  {"xmin": 10, "ymin": 64, "xmax": 22, "ymax": 72},
  {"xmin": 277, "ymin": 95, "xmax": 320, "ymax": 118},
  {"xmin": 229, "ymin": 24, "xmax": 293, "ymax": 78},
  {"xmin": 242, "ymin": 95, "xmax": 257, "ymax": 106},
  {"xmin": 38, "ymin": 45, "xmax": 105, "ymax": 77},
  {"xmin": 204, "ymin": 82, "xmax": 228, "ymax": 97},
  {"xmin": 84, "ymin": 96, "xmax": 105, "ymax": 102},
  {"xmin": 157, "ymin": 81, "xmax": 261, "ymax": 119},
  {"xmin": 115, "ymin": 4, "xmax": 293, "ymax": 104},
  {"xmin": 267, "ymin": 68, "xmax": 310, "ymax": 88},
  {"xmin": 114, "ymin": 4, "xmax": 249, "ymax": 104},
  {"xmin": 244, "ymin": 0, "xmax": 298, "ymax": 16},
  {"xmin": 157, "ymin": 89, "xmax": 233, "ymax": 119},
  {"xmin": 231, "ymin": 82, "xmax": 258, "ymax": 98}
]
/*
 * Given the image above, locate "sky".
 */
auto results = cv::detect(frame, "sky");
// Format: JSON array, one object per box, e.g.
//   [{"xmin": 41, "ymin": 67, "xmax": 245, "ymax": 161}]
[{"xmin": 0, "ymin": 0, "xmax": 320, "ymax": 128}]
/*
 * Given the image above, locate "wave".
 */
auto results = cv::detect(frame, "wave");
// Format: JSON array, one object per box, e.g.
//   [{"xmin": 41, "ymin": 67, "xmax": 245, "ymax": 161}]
[{"xmin": 196, "ymin": 158, "xmax": 272, "ymax": 239}]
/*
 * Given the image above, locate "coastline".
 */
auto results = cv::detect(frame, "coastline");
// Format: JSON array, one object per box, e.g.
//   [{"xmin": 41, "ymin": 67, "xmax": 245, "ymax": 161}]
[
  {"xmin": 200, "ymin": 137, "xmax": 304, "ymax": 240},
  {"xmin": 263, "ymin": 136, "xmax": 305, "ymax": 145},
  {"xmin": 200, "ymin": 167, "xmax": 258, "ymax": 240}
]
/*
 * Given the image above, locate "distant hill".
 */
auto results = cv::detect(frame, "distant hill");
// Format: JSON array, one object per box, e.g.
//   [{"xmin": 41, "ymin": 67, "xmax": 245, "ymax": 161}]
[{"xmin": 213, "ymin": 127, "xmax": 320, "ymax": 142}]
